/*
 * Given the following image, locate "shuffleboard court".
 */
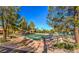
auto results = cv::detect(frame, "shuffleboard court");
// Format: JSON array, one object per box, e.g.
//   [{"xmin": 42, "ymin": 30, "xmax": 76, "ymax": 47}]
[{"xmin": 25, "ymin": 34, "xmax": 50, "ymax": 40}]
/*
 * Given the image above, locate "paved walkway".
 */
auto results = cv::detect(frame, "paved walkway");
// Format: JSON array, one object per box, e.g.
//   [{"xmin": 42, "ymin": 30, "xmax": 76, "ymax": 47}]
[
  {"xmin": 0, "ymin": 37, "xmax": 78, "ymax": 53},
  {"xmin": 0, "ymin": 37, "xmax": 44, "ymax": 53}
]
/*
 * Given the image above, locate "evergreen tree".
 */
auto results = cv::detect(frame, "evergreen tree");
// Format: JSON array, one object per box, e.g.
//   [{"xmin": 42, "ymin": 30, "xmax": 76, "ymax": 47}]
[
  {"xmin": 19, "ymin": 17, "xmax": 28, "ymax": 30},
  {"xmin": 0, "ymin": 7, "xmax": 20, "ymax": 41},
  {"xmin": 47, "ymin": 6, "xmax": 79, "ymax": 43}
]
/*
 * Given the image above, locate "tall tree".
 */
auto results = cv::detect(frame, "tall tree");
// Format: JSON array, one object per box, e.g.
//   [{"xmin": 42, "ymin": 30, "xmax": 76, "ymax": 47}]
[
  {"xmin": 19, "ymin": 17, "xmax": 28, "ymax": 30},
  {"xmin": 47, "ymin": 6, "xmax": 79, "ymax": 44},
  {"xmin": 73, "ymin": 7, "xmax": 79, "ymax": 43},
  {"xmin": 0, "ymin": 7, "xmax": 20, "ymax": 41},
  {"xmin": 29, "ymin": 21, "xmax": 35, "ymax": 30}
]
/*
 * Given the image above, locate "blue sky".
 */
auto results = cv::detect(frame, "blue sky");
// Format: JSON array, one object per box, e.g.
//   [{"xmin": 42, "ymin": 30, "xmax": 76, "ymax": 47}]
[{"xmin": 18, "ymin": 6, "xmax": 52, "ymax": 30}]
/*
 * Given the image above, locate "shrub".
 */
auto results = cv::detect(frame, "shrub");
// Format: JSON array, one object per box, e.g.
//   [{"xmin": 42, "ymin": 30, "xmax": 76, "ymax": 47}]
[
  {"xmin": 0, "ymin": 38, "xmax": 8, "ymax": 43},
  {"xmin": 74, "ymin": 43, "xmax": 79, "ymax": 49},
  {"xmin": 53, "ymin": 42, "xmax": 75, "ymax": 51},
  {"xmin": 54, "ymin": 43, "xmax": 65, "ymax": 49},
  {"xmin": 64, "ymin": 43, "xmax": 75, "ymax": 51}
]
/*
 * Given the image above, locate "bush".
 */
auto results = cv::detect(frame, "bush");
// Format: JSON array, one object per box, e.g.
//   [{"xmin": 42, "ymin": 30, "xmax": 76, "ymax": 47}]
[
  {"xmin": 54, "ymin": 43, "xmax": 65, "ymax": 49},
  {"xmin": 74, "ymin": 43, "xmax": 79, "ymax": 49},
  {"xmin": 0, "ymin": 38, "xmax": 8, "ymax": 43},
  {"xmin": 64, "ymin": 43, "xmax": 75, "ymax": 51},
  {"xmin": 53, "ymin": 42, "xmax": 75, "ymax": 51}
]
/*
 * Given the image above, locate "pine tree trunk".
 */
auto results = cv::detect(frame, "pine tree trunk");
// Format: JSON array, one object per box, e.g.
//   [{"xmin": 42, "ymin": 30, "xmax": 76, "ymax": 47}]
[
  {"xmin": 3, "ymin": 29, "xmax": 7, "ymax": 40},
  {"xmin": 2, "ymin": 19, "xmax": 7, "ymax": 41},
  {"xmin": 6, "ymin": 20, "xmax": 9, "ymax": 37},
  {"xmin": 74, "ymin": 27, "xmax": 79, "ymax": 43},
  {"xmin": 7, "ymin": 29, "xmax": 9, "ymax": 37},
  {"xmin": 74, "ymin": 15, "xmax": 79, "ymax": 43}
]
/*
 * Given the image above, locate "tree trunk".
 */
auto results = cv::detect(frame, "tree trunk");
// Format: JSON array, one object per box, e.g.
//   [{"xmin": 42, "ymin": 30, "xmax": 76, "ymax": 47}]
[
  {"xmin": 7, "ymin": 28, "xmax": 9, "ymax": 37},
  {"xmin": 6, "ymin": 19, "xmax": 9, "ymax": 37},
  {"xmin": 74, "ymin": 15, "xmax": 79, "ymax": 43},
  {"xmin": 74, "ymin": 27, "xmax": 79, "ymax": 43},
  {"xmin": 2, "ymin": 19, "xmax": 7, "ymax": 41},
  {"xmin": 3, "ymin": 29, "xmax": 7, "ymax": 40}
]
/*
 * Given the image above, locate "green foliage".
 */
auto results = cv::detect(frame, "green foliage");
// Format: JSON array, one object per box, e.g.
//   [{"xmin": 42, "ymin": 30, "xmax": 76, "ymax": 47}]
[
  {"xmin": 54, "ymin": 42, "xmax": 75, "ymax": 51},
  {"xmin": 54, "ymin": 43, "xmax": 65, "ymax": 49},
  {"xmin": 74, "ymin": 43, "xmax": 79, "ymax": 49},
  {"xmin": 0, "ymin": 7, "xmax": 20, "ymax": 40},
  {"xmin": 36, "ymin": 29, "xmax": 50, "ymax": 33},
  {"xmin": 26, "ymin": 21, "xmax": 35, "ymax": 33},
  {"xmin": 47, "ymin": 6, "xmax": 79, "ymax": 36},
  {"xmin": 19, "ymin": 17, "xmax": 28, "ymax": 30},
  {"xmin": 29, "ymin": 21, "xmax": 35, "ymax": 30},
  {"xmin": 0, "ymin": 38, "xmax": 8, "ymax": 43},
  {"xmin": 64, "ymin": 43, "xmax": 75, "ymax": 51}
]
